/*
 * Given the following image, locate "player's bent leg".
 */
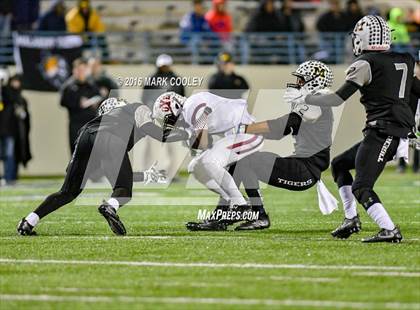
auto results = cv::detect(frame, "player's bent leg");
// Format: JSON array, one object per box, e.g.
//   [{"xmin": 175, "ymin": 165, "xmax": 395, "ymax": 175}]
[
  {"xmin": 17, "ymin": 190, "xmax": 80, "ymax": 236},
  {"xmin": 18, "ymin": 128, "xmax": 93, "ymax": 236},
  {"xmin": 352, "ymin": 186, "xmax": 402, "ymax": 243},
  {"xmin": 200, "ymin": 134, "xmax": 264, "ymax": 206},
  {"xmin": 352, "ymin": 130, "xmax": 401, "ymax": 243},
  {"xmin": 99, "ymin": 152, "xmax": 133, "ymax": 235},
  {"xmin": 330, "ymin": 143, "xmax": 361, "ymax": 238},
  {"xmin": 230, "ymin": 156, "xmax": 270, "ymax": 231}
]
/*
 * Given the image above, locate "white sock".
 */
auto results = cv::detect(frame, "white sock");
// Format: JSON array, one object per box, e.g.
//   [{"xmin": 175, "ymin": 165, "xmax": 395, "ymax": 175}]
[
  {"xmin": 339, "ymin": 186, "xmax": 357, "ymax": 219},
  {"xmin": 367, "ymin": 203, "xmax": 395, "ymax": 230},
  {"xmin": 25, "ymin": 212, "xmax": 39, "ymax": 227},
  {"xmin": 107, "ymin": 198, "xmax": 120, "ymax": 211}
]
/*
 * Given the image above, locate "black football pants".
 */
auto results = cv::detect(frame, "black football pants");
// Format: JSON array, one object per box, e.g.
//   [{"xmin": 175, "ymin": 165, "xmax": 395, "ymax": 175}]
[
  {"xmin": 228, "ymin": 151, "xmax": 317, "ymax": 210},
  {"xmin": 34, "ymin": 128, "xmax": 133, "ymax": 219},
  {"xmin": 331, "ymin": 129, "xmax": 399, "ymax": 210}
]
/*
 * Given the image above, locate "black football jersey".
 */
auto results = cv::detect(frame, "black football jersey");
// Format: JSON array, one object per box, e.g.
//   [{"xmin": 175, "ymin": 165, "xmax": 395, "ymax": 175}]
[
  {"xmin": 345, "ymin": 51, "xmax": 415, "ymax": 128},
  {"xmin": 84, "ymin": 102, "xmax": 152, "ymax": 151}
]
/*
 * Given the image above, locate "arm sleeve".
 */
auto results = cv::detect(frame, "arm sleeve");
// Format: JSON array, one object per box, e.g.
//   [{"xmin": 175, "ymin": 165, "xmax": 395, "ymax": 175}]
[
  {"xmin": 305, "ymin": 82, "xmax": 359, "ymax": 107},
  {"xmin": 265, "ymin": 113, "xmax": 302, "ymax": 140},
  {"xmin": 305, "ymin": 91, "xmax": 344, "ymax": 107}
]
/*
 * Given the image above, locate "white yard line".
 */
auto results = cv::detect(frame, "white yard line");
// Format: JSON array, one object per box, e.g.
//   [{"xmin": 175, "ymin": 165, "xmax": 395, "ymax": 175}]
[
  {"xmin": 353, "ymin": 271, "xmax": 420, "ymax": 278},
  {"xmin": 0, "ymin": 294, "xmax": 418, "ymax": 309},
  {"xmin": 0, "ymin": 235, "xmax": 249, "ymax": 240},
  {"xmin": 0, "ymin": 258, "xmax": 416, "ymax": 271},
  {"xmin": 1, "ymin": 235, "xmax": 418, "ymax": 242},
  {"xmin": 269, "ymin": 276, "xmax": 338, "ymax": 283}
]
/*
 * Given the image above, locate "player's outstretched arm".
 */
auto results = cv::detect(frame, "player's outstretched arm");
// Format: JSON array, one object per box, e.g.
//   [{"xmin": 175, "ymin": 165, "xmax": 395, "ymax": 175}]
[
  {"xmin": 242, "ymin": 113, "xmax": 302, "ymax": 140},
  {"xmin": 142, "ymin": 122, "xmax": 190, "ymax": 143},
  {"xmin": 290, "ymin": 59, "xmax": 370, "ymax": 108},
  {"xmin": 305, "ymin": 82, "xmax": 359, "ymax": 107}
]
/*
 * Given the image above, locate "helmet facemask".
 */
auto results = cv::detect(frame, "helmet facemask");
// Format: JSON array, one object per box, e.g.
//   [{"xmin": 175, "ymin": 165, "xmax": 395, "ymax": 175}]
[
  {"xmin": 351, "ymin": 32, "xmax": 363, "ymax": 57},
  {"xmin": 152, "ymin": 92, "xmax": 186, "ymax": 136}
]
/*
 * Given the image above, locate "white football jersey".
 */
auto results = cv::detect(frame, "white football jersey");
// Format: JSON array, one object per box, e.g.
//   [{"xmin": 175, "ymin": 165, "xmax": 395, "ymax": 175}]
[{"xmin": 181, "ymin": 92, "xmax": 254, "ymax": 134}]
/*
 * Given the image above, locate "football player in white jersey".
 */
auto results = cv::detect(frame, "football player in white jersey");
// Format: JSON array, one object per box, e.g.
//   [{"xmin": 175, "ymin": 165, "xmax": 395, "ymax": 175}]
[{"xmin": 152, "ymin": 91, "xmax": 264, "ymax": 220}]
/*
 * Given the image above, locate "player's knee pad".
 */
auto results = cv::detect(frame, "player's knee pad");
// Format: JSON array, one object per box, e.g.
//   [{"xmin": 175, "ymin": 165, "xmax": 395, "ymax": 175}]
[{"xmin": 352, "ymin": 186, "xmax": 380, "ymax": 210}]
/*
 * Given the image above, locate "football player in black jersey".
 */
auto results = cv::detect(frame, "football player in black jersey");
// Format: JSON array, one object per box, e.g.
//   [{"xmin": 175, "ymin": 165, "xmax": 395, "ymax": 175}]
[
  {"xmin": 17, "ymin": 97, "xmax": 190, "ymax": 236},
  {"xmin": 285, "ymin": 15, "xmax": 420, "ymax": 243},
  {"xmin": 187, "ymin": 61, "xmax": 336, "ymax": 231}
]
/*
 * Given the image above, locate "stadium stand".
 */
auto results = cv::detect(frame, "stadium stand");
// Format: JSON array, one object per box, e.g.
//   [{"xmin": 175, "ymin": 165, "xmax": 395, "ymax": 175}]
[{"xmin": 0, "ymin": 0, "xmax": 418, "ymax": 65}]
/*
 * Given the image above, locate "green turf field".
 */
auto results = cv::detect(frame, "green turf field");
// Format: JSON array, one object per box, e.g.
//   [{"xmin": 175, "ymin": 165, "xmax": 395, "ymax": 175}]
[{"xmin": 0, "ymin": 169, "xmax": 419, "ymax": 309}]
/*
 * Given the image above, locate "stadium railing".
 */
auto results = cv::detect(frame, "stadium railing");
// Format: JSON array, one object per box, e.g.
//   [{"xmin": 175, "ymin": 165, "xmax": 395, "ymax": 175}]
[{"xmin": 1, "ymin": 31, "xmax": 419, "ymax": 65}]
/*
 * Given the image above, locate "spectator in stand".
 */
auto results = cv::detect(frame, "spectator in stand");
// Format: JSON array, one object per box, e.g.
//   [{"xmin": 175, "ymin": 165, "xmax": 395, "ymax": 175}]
[
  {"xmin": 141, "ymin": 54, "xmax": 185, "ymax": 110},
  {"xmin": 208, "ymin": 52, "xmax": 249, "ymax": 99},
  {"xmin": 407, "ymin": 8, "xmax": 420, "ymax": 33},
  {"xmin": 316, "ymin": 0, "xmax": 347, "ymax": 63},
  {"xmin": 245, "ymin": 0, "xmax": 282, "ymax": 33},
  {"xmin": 278, "ymin": 0, "xmax": 305, "ymax": 32},
  {"xmin": 0, "ymin": 0, "xmax": 12, "ymax": 34},
  {"xmin": 11, "ymin": 0, "xmax": 40, "ymax": 31},
  {"xmin": 343, "ymin": 0, "xmax": 364, "ymax": 31},
  {"xmin": 180, "ymin": 0, "xmax": 211, "ymax": 44},
  {"xmin": 316, "ymin": 0, "xmax": 348, "ymax": 32},
  {"xmin": 0, "ymin": 74, "xmax": 31, "ymax": 185},
  {"xmin": 37, "ymin": 0, "xmax": 67, "ymax": 31},
  {"xmin": 65, "ymin": 0, "xmax": 105, "ymax": 33},
  {"xmin": 141, "ymin": 54, "xmax": 185, "ymax": 181},
  {"xmin": 205, "ymin": 0, "xmax": 232, "ymax": 39},
  {"xmin": 387, "ymin": 8, "xmax": 410, "ymax": 46},
  {"xmin": 60, "ymin": 58, "xmax": 101, "ymax": 154},
  {"xmin": 88, "ymin": 57, "xmax": 119, "ymax": 98}
]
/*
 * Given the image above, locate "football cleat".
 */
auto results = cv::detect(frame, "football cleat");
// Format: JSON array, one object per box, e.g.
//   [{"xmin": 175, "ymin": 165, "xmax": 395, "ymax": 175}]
[
  {"xmin": 235, "ymin": 213, "xmax": 270, "ymax": 231},
  {"xmin": 186, "ymin": 220, "xmax": 227, "ymax": 231},
  {"xmin": 362, "ymin": 227, "xmax": 403, "ymax": 243},
  {"xmin": 221, "ymin": 204, "xmax": 253, "ymax": 225},
  {"xmin": 331, "ymin": 215, "xmax": 362, "ymax": 239},
  {"xmin": 17, "ymin": 218, "xmax": 36, "ymax": 236},
  {"xmin": 98, "ymin": 201, "xmax": 126, "ymax": 235}
]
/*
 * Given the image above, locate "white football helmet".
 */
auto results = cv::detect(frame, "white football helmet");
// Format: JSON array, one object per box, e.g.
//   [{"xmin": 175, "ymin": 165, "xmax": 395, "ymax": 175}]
[
  {"xmin": 287, "ymin": 60, "xmax": 333, "ymax": 94},
  {"xmin": 152, "ymin": 92, "xmax": 186, "ymax": 127},
  {"xmin": 97, "ymin": 97, "xmax": 129, "ymax": 116},
  {"xmin": 351, "ymin": 15, "xmax": 391, "ymax": 57}
]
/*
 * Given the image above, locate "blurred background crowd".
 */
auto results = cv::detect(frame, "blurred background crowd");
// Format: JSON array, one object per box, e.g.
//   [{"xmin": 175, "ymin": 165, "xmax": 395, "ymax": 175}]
[
  {"xmin": 0, "ymin": 0, "xmax": 419, "ymax": 185},
  {"xmin": 0, "ymin": 0, "xmax": 418, "ymax": 64}
]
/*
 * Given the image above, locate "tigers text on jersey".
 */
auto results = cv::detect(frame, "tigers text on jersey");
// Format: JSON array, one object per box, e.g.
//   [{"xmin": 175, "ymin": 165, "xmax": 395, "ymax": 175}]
[{"xmin": 181, "ymin": 92, "xmax": 255, "ymax": 134}]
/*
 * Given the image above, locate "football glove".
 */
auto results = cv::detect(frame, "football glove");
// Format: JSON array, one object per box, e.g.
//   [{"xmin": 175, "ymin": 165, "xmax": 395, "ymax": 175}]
[
  {"xmin": 283, "ymin": 87, "xmax": 307, "ymax": 106},
  {"xmin": 143, "ymin": 161, "xmax": 167, "ymax": 184},
  {"xmin": 409, "ymin": 131, "xmax": 420, "ymax": 150}
]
